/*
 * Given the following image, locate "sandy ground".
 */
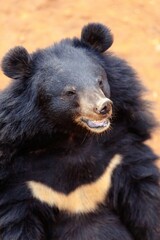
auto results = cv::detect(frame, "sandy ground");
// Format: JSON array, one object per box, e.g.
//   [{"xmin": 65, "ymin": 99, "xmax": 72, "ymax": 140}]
[{"xmin": 0, "ymin": 0, "xmax": 159, "ymax": 164}]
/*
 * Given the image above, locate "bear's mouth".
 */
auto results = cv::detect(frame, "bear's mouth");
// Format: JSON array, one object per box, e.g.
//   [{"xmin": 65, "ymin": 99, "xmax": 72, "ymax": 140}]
[{"xmin": 80, "ymin": 117, "xmax": 110, "ymax": 133}]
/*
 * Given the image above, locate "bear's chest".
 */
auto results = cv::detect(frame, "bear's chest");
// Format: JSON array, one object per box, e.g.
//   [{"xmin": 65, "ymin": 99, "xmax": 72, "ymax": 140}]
[{"xmin": 27, "ymin": 154, "xmax": 122, "ymax": 214}]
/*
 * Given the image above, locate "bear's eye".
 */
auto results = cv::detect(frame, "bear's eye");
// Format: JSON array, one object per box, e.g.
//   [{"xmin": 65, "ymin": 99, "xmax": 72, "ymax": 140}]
[
  {"xmin": 65, "ymin": 89, "xmax": 76, "ymax": 97},
  {"xmin": 98, "ymin": 77, "xmax": 103, "ymax": 88}
]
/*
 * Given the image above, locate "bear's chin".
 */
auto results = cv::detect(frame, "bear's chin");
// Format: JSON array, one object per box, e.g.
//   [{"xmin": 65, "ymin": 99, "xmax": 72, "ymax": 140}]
[{"xmin": 76, "ymin": 117, "xmax": 111, "ymax": 134}]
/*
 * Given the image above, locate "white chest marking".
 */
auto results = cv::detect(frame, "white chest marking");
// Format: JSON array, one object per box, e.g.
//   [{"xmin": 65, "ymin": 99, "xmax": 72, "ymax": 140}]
[{"xmin": 27, "ymin": 154, "xmax": 122, "ymax": 214}]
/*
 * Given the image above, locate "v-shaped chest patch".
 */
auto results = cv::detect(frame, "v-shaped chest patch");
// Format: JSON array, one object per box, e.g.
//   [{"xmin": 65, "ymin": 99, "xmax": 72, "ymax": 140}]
[{"xmin": 27, "ymin": 154, "xmax": 122, "ymax": 214}]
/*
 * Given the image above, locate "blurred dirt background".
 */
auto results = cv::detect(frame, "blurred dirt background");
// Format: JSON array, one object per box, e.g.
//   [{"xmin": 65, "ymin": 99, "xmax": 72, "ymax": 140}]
[{"xmin": 0, "ymin": 0, "xmax": 159, "ymax": 164}]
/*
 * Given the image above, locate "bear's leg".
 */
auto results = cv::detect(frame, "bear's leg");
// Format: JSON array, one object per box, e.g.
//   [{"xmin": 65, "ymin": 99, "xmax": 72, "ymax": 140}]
[
  {"xmin": 113, "ymin": 159, "xmax": 160, "ymax": 240},
  {"xmin": 0, "ymin": 201, "xmax": 49, "ymax": 240}
]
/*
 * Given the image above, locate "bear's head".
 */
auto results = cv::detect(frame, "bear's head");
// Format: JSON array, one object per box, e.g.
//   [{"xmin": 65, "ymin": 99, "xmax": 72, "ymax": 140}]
[
  {"xmin": 1, "ymin": 23, "xmax": 155, "ymax": 145},
  {"xmin": 1, "ymin": 23, "xmax": 114, "ymax": 135}
]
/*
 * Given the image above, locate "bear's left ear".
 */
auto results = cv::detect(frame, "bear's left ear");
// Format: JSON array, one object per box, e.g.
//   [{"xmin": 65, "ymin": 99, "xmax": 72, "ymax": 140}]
[
  {"xmin": 1, "ymin": 46, "xmax": 32, "ymax": 80},
  {"xmin": 81, "ymin": 23, "xmax": 113, "ymax": 53}
]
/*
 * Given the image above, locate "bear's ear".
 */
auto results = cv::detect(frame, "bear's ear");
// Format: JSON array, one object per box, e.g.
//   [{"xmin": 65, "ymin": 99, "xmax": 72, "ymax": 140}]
[
  {"xmin": 1, "ymin": 46, "xmax": 32, "ymax": 80},
  {"xmin": 81, "ymin": 23, "xmax": 113, "ymax": 52}
]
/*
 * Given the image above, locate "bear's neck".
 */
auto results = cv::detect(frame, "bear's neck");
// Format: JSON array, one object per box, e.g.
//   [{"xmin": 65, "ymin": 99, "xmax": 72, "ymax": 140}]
[{"xmin": 16, "ymin": 128, "xmax": 92, "ymax": 155}]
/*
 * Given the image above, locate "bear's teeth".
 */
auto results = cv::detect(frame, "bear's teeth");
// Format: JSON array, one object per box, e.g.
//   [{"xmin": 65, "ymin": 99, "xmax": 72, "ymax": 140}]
[{"xmin": 87, "ymin": 119, "xmax": 108, "ymax": 128}]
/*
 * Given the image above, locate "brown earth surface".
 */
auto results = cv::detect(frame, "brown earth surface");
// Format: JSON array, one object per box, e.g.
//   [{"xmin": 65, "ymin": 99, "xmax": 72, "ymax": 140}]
[{"xmin": 0, "ymin": 0, "xmax": 159, "ymax": 165}]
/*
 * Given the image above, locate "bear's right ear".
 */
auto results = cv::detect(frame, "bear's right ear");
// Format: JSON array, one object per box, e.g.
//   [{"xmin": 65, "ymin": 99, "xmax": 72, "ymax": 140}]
[{"xmin": 1, "ymin": 46, "xmax": 32, "ymax": 80}]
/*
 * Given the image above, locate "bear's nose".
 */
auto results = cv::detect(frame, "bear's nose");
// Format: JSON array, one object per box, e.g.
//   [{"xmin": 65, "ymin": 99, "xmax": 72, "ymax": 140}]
[{"xmin": 94, "ymin": 99, "xmax": 112, "ymax": 116}]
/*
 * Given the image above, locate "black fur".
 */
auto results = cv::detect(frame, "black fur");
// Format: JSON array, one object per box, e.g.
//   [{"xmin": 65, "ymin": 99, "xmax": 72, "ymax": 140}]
[
  {"xmin": 0, "ymin": 23, "xmax": 160, "ymax": 240},
  {"xmin": 1, "ymin": 46, "xmax": 32, "ymax": 80},
  {"xmin": 81, "ymin": 23, "xmax": 113, "ymax": 52}
]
